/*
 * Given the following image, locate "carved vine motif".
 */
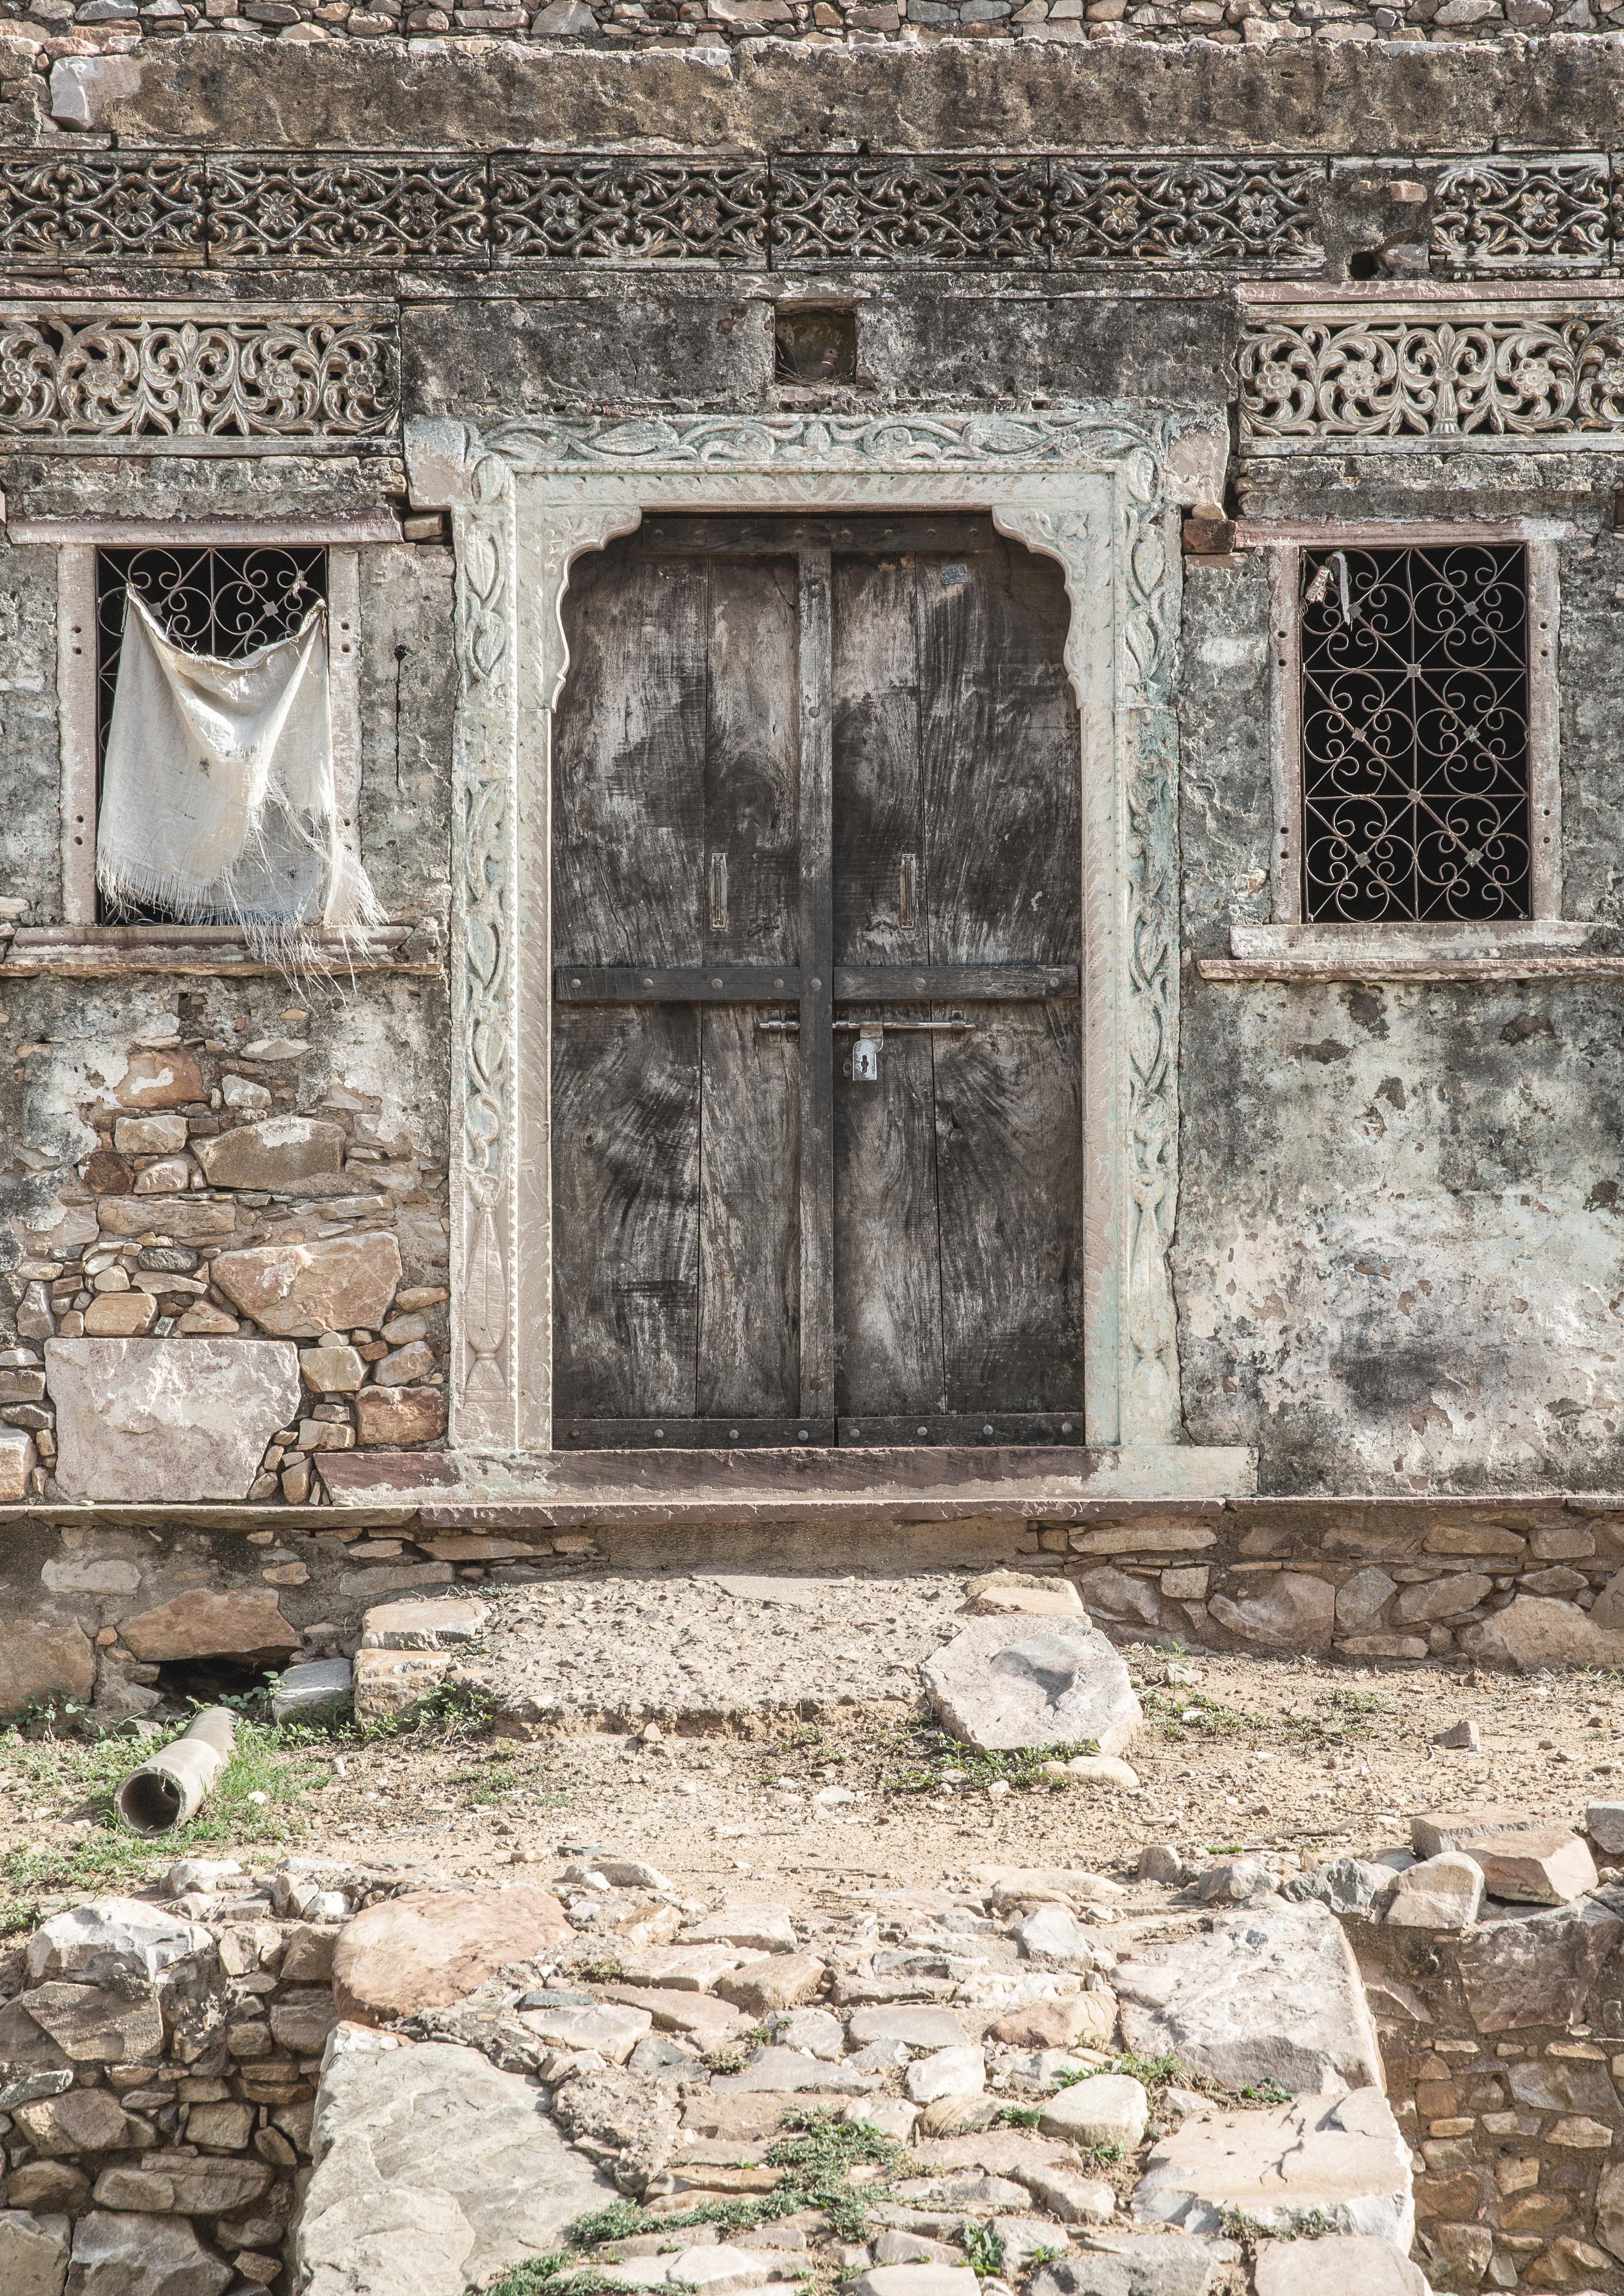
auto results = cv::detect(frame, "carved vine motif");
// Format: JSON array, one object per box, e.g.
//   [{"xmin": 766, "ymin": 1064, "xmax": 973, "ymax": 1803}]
[
  {"xmin": 491, "ymin": 158, "xmax": 769, "ymax": 263},
  {"xmin": 1238, "ymin": 311, "xmax": 1624, "ymax": 441},
  {"xmin": 1050, "ymin": 159, "xmax": 1321, "ymax": 271},
  {"xmin": 770, "ymin": 157, "xmax": 1050, "ymax": 265},
  {"xmin": 1430, "ymin": 157, "xmax": 1610, "ymax": 275},
  {"xmin": 207, "ymin": 156, "xmax": 488, "ymax": 263},
  {"xmin": 0, "ymin": 155, "xmax": 205, "ymax": 264},
  {"xmin": 483, "ymin": 409, "xmax": 1171, "ymax": 476},
  {"xmin": 0, "ymin": 310, "xmax": 396, "ymax": 439}
]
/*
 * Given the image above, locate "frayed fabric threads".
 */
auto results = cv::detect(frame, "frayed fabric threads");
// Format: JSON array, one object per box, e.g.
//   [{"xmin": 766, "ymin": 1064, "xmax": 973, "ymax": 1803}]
[{"xmin": 96, "ymin": 590, "xmax": 386, "ymax": 962}]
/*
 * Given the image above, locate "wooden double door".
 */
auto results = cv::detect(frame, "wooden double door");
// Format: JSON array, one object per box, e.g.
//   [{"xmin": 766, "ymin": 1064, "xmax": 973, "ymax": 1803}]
[{"xmin": 551, "ymin": 513, "xmax": 1084, "ymax": 1450}]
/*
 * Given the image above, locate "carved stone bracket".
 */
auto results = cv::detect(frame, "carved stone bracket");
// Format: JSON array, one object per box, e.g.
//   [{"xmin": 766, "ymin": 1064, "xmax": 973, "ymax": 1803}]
[{"xmin": 407, "ymin": 405, "xmax": 1225, "ymax": 1460}]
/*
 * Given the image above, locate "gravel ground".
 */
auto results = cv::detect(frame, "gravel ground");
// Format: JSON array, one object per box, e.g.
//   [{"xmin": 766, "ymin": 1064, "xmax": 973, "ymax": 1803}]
[{"xmin": 4, "ymin": 1567, "xmax": 1620, "ymax": 1902}]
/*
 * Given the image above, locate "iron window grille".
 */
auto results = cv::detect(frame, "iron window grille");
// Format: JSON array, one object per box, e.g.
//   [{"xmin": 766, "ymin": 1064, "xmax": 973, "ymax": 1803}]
[
  {"xmin": 94, "ymin": 544, "xmax": 328, "ymax": 923},
  {"xmin": 1299, "ymin": 542, "xmax": 1532, "ymax": 924}
]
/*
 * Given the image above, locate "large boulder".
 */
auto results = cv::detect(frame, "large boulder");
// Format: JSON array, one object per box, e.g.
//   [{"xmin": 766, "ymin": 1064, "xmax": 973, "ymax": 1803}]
[
  {"xmin": 1132, "ymin": 2089, "xmax": 1413, "ymax": 2250},
  {"xmin": 922, "ymin": 1617, "xmax": 1141, "ymax": 1754},
  {"xmin": 331, "ymin": 1888, "xmax": 574, "ymax": 2024},
  {"xmin": 209, "ymin": 1232, "xmax": 402, "ymax": 1337},
  {"xmin": 1113, "ymin": 1901, "xmax": 1383, "ymax": 2095},
  {"xmin": 294, "ymin": 2038, "xmax": 616, "ymax": 2296},
  {"xmin": 46, "ymin": 1338, "xmax": 300, "ymax": 1503}
]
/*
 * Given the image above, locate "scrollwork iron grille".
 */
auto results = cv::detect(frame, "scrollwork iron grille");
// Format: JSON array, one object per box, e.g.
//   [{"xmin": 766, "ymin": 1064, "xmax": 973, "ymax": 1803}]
[
  {"xmin": 94, "ymin": 545, "xmax": 328, "ymax": 920},
  {"xmin": 1300, "ymin": 544, "xmax": 1532, "ymax": 923}
]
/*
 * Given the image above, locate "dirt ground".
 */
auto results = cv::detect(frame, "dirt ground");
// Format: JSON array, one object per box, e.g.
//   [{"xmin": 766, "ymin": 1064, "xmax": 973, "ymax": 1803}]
[{"xmin": 4, "ymin": 1605, "xmax": 1610, "ymax": 1914}]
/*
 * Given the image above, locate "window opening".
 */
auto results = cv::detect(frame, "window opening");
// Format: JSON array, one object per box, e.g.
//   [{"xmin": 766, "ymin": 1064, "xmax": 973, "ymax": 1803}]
[
  {"xmin": 774, "ymin": 305, "xmax": 857, "ymax": 385},
  {"xmin": 1300, "ymin": 542, "xmax": 1531, "ymax": 924},
  {"xmin": 94, "ymin": 545, "xmax": 328, "ymax": 923}
]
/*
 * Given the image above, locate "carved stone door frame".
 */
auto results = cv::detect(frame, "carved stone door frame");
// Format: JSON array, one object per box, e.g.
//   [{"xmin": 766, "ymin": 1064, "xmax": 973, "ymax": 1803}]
[{"xmin": 406, "ymin": 408, "xmax": 1226, "ymax": 1469}]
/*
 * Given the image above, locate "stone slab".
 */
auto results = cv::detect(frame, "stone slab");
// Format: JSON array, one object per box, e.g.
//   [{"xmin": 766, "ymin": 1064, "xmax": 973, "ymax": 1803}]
[
  {"xmin": 120, "ymin": 1588, "xmax": 298, "ymax": 1661},
  {"xmin": 1251, "ymin": 2235, "xmax": 1428, "ymax": 2295},
  {"xmin": 65, "ymin": 2210, "xmax": 230, "ymax": 2296},
  {"xmin": 46, "ymin": 1337, "xmax": 300, "ymax": 1503},
  {"xmin": 1029, "ymin": 2235, "xmax": 1238, "ymax": 2296},
  {"xmin": 0, "ymin": 2209, "xmax": 69, "ymax": 2296},
  {"xmin": 1114, "ymin": 1901, "xmax": 1383, "ymax": 2094},
  {"xmin": 1132, "ymin": 2089, "xmax": 1413, "ymax": 2249},
  {"xmin": 923, "ymin": 1616, "xmax": 1141, "ymax": 1754},
  {"xmin": 332, "ymin": 1888, "xmax": 573, "ymax": 2023},
  {"xmin": 296, "ymin": 2037, "xmax": 617, "ymax": 2296},
  {"xmin": 1456, "ymin": 1890, "xmax": 1624, "ymax": 2032},
  {"xmin": 209, "ymin": 1231, "xmax": 403, "ymax": 1338}
]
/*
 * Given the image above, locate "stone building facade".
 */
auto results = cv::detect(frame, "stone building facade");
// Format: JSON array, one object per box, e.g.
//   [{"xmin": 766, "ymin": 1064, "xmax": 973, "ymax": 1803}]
[{"xmin": 6, "ymin": 32, "xmax": 1624, "ymax": 1700}]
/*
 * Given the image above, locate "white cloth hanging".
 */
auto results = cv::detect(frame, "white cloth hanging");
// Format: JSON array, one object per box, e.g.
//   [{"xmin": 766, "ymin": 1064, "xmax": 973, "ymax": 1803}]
[{"xmin": 96, "ymin": 590, "xmax": 383, "ymax": 950}]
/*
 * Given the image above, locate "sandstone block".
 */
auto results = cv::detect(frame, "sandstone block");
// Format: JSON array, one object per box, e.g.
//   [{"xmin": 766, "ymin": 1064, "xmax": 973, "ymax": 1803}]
[
  {"xmin": 185, "ymin": 2099, "xmax": 255, "ymax": 2149},
  {"xmin": 332, "ymin": 1886, "xmax": 574, "ymax": 2023},
  {"xmin": 360, "ymin": 1596, "xmax": 488, "ymax": 1649},
  {"xmin": 28, "ymin": 1899, "xmax": 212, "ymax": 1986},
  {"xmin": 271, "ymin": 1657, "xmax": 353, "ymax": 1722},
  {"xmin": 67, "ymin": 2210, "xmax": 231, "ymax": 2296},
  {"xmin": 1016, "ymin": 2166, "xmax": 1115, "ymax": 2223},
  {"xmin": 1333, "ymin": 1570, "xmax": 1397, "ymax": 1636},
  {"xmin": 1115, "ymin": 1901, "xmax": 1383, "ymax": 2094},
  {"xmin": 300, "ymin": 1343, "xmax": 365, "ymax": 1393},
  {"xmin": 1281, "ymin": 1857, "xmax": 1392, "ymax": 1919},
  {"xmin": 351, "ymin": 1645, "xmax": 452, "ymax": 1717},
  {"xmin": 1597, "ymin": 2158, "xmax": 1624, "ymax": 2263},
  {"xmin": 1410, "ymin": 1805, "xmax": 1549, "ymax": 1858},
  {"xmin": 923, "ymin": 1616, "xmax": 1140, "ymax": 1754},
  {"xmin": 1071, "ymin": 1566, "xmax": 1163, "ymax": 1632},
  {"xmin": 193, "ymin": 1115, "xmax": 345, "ymax": 1190},
  {"xmin": 597, "ymin": 1983, "xmax": 749, "ymax": 2040},
  {"xmin": 120, "ymin": 1589, "xmax": 296, "ymax": 1662},
  {"xmin": 1132, "ymin": 2087, "xmax": 1412, "ymax": 2249},
  {"xmin": 116, "ymin": 1114, "xmax": 187, "ymax": 1154},
  {"xmin": 16, "ymin": 1981, "xmax": 164, "ymax": 2064},
  {"xmin": 1393, "ymin": 1574, "xmax": 1494, "ymax": 1625},
  {"xmin": 519, "ymin": 2002, "xmax": 652, "ymax": 2062},
  {"xmin": 1459, "ymin": 1826, "xmax": 1597, "ymax": 1904},
  {"xmin": 46, "ymin": 1337, "xmax": 300, "ymax": 1503},
  {"xmin": 356, "ymin": 1382, "xmax": 447, "ymax": 1446},
  {"xmin": 713, "ymin": 2046, "xmax": 880, "ymax": 2096},
  {"xmin": 1383, "ymin": 1853, "xmax": 1483, "ymax": 1931},
  {"xmin": 851, "ymin": 2269, "xmax": 976, "ymax": 2296},
  {"xmin": 1456, "ymin": 1890, "xmax": 1624, "ymax": 2032},
  {"xmin": 1458, "ymin": 1593, "xmax": 1624, "ymax": 1671},
  {"xmin": 0, "ymin": 2209, "xmax": 69, "ymax": 2296},
  {"xmin": 1588, "ymin": 1800, "xmax": 1624, "ymax": 1854},
  {"xmin": 1251, "ymin": 2233, "xmax": 1428, "ymax": 2294},
  {"xmin": 209, "ymin": 1231, "xmax": 402, "ymax": 1337},
  {"xmin": 14, "ymin": 2087, "xmax": 147, "ymax": 2155},
  {"xmin": 377, "ymin": 1339, "xmax": 437, "ymax": 1386},
  {"xmin": 903, "ymin": 2044, "xmax": 985, "ymax": 2104},
  {"xmin": 769, "ymin": 2007, "xmax": 844, "ymax": 2057},
  {"xmin": 112, "ymin": 1048, "xmax": 205, "ymax": 1109},
  {"xmin": 91, "ymin": 2156, "xmax": 272, "ymax": 2214},
  {"xmin": 682, "ymin": 1904, "xmax": 798, "ymax": 1952},
  {"xmin": 1425, "ymin": 1524, "xmax": 1527, "ymax": 1557},
  {"xmin": 986, "ymin": 1995, "xmax": 1116, "ymax": 2051},
  {"xmin": 0, "ymin": 1424, "xmax": 36, "ymax": 1500},
  {"xmin": 1207, "ymin": 1572, "xmax": 1334, "ymax": 1652},
  {"xmin": 848, "ymin": 2006, "xmax": 969, "ymax": 2052},
  {"xmin": 962, "ymin": 1571, "xmax": 1086, "ymax": 1618},
  {"xmin": 1040, "ymin": 2073, "xmax": 1147, "ymax": 2150},
  {"xmin": 95, "ymin": 1197, "xmax": 237, "ymax": 1239},
  {"xmin": 0, "ymin": 1619, "xmax": 94, "ymax": 1717},
  {"xmin": 714, "ymin": 1952, "xmax": 826, "ymax": 2016},
  {"xmin": 82, "ymin": 1290, "xmax": 158, "ymax": 1336},
  {"xmin": 1030, "ymin": 2239, "xmax": 1236, "ymax": 2296}
]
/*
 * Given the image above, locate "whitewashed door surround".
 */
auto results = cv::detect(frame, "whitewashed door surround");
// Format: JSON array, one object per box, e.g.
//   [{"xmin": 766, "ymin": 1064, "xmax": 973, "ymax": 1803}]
[{"xmin": 405, "ymin": 407, "xmax": 1225, "ymax": 1465}]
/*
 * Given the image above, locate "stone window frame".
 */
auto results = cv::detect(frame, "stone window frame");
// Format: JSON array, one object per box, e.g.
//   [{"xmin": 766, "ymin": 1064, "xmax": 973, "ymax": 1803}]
[
  {"xmin": 7, "ymin": 513, "xmax": 400, "ymax": 930},
  {"xmin": 404, "ymin": 406, "xmax": 1255, "ymax": 1503},
  {"xmin": 1218, "ymin": 517, "xmax": 1578, "ymax": 983}
]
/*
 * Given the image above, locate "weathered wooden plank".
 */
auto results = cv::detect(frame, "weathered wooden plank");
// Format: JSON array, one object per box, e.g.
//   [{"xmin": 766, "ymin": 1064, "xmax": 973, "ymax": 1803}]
[
  {"xmin": 832, "ymin": 551, "xmax": 922, "ymax": 968},
  {"xmin": 834, "ymin": 964, "xmax": 1078, "ymax": 1002},
  {"xmin": 833, "ymin": 1028, "xmax": 945, "ymax": 1417},
  {"xmin": 697, "ymin": 1004, "xmax": 800, "ymax": 1417},
  {"xmin": 637, "ymin": 515, "xmax": 1002, "ymax": 559},
  {"xmin": 798, "ymin": 547, "xmax": 836, "ymax": 1423},
  {"xmin": 557, "ymin": 1419, "xmax": 837, "ymax": 1450},
  {"xmin": 837, "ymin": 1413, "xmax": 1084, "ymax": 1446},
  {"xmin": 706, "ymin": 554, "xmax": 800, "ymax": 966},
  {"xmin": 551, "ymin": 1005, "xmax": 701, "ymax": 1422},
  {"xmin": 553, "ymin": 540, "xmax": 708, "ymax": 967},
  {"xmin": 556, "ymin": 966, "xmax": 800, "ymax": 1003},
  {"xmin": 931, "ymin": 998, "xmax": 1085, "ymax": 1413},
  {"xmin": 916, "ymin": 539, "xmax": 1080, "ymax": 966}
]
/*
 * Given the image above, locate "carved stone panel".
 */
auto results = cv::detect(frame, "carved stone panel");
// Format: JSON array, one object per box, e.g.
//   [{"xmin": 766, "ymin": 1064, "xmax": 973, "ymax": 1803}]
[
  {"xmin": 0, "ymin": 155, "xmax": 206, "ymax": 268},
  {"xmin": 1239, "ymin": 299, "xmax": 1624, "ymax": 447},
  {"xmin": 1049, "ymin": 159, "xmax": 1322, "ymax": 272},
  {"xmin": 1430, "ymin": 157, "xmax": 1610, "ymax": 276},
  {"xmin": 206, "ymin": 156, "xmax": 488, "ymax": 264},
  {"xmin": 769, "ymin": 157, "xmax": 1049, "ymax": 266},
  {"xmin": 490, "ymin": 157, "xmax": 769, "ymax": 263}
]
